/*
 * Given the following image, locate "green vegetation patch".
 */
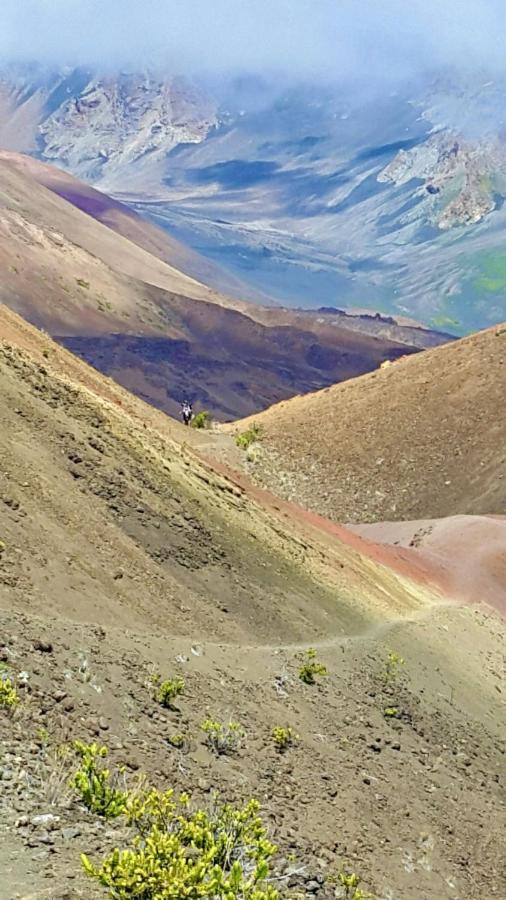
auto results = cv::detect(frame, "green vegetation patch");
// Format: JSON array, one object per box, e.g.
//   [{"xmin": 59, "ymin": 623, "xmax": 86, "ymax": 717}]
[
  {"xmin": 472, "ymin": 251, "xmax": 506, "ymax": 293},
  {"xmin": 236, "ymin": 422, "xmax": 263, "ymax": 450}
]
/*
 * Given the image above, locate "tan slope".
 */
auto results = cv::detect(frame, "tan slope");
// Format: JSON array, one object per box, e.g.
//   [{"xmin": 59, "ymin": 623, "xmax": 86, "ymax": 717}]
[
  {"xmin": 0, "ymin": 149, "xmax": 273, "ymax": 306},
  {"xmin": 228, "ymin": 325, "xmax": 506, "ymax": 522},
  {"xmin": 1, "ymin": 306, "xmax": 505, "ymax": 900},
  {"xmin": 0, "ymin": 150, "xmax": 242, "ymax": 311},
  {"xmin": 0, "ymin": 304, "xmax": 442, "ymax": 642}
]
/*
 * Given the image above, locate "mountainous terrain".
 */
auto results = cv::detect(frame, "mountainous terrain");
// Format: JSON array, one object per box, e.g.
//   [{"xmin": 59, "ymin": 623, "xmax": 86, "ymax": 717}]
[
  {"xmin": 227, "ymin": 325, "xmax": 506, "ymax": 523},
  {"xmin": 0, "ymin": 59, "xmax": 504, "ymax": 900},
  {"xmin": 0, "ymin": 304, "xmax": 505, "ymax": 899},
  {"xmin": 0, "ymin": 150, "xmax": 449, "ymax": 420},
  {"xmin": 2, "ymin": 65, "xmax": 506, "ymax": 332}
]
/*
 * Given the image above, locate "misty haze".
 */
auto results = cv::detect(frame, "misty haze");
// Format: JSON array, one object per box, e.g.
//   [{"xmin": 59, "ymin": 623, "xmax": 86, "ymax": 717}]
[{"xmin": 0, "ymin": 1, "xmax": 506, "ymax": 330}]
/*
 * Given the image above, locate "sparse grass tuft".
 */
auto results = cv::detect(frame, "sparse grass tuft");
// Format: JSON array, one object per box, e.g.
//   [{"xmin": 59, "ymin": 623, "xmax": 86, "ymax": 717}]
[
  {"xmin": 201, "ymin": 718, "xmax": 244, "ymax": 755},
  {"xmin": 76, "ymin": 278, "xmax": 90, "ymax": 289},
  {"xmin": 298, "ymin": 648, "xmax": 328, "ymax": 685}
]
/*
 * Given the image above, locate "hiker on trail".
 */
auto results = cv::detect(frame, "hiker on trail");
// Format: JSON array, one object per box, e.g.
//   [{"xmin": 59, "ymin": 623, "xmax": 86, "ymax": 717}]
[{"xmin": 181, "ymin": 401, "xmax": 193, "ymax": 426}]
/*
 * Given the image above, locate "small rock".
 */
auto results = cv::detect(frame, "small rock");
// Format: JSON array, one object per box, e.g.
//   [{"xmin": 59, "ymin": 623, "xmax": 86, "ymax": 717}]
[
  {"xmin": 31, "ymin": 814, "xmax": 60, "ymax": 828},
  {"xmin": 52, "ymin": 690, "xmax": 67, "ymax": 703},
  {"xmin": 38, "ymin": 832, "xmax": 56, "ymax": 846},
  {"xmin": 99, "ymin": 717, "xmax": 109, "ymax": 731},
  {"xmin": 62, "ymin": 826, "xmax": 81, "ymax": 840},
  {"xmin": 33, "ymin": 640, "xmax": 53, "ymax": 653}
]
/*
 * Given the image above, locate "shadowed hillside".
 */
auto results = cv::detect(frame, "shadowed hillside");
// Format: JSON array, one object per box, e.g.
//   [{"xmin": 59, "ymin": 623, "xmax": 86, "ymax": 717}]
[{"xmin": 0, "ymin": 151, "xmax": 438, "ymax": 420}]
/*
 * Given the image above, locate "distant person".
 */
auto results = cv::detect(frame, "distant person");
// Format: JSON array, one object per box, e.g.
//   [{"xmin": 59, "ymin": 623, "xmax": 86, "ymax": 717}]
[{"xmin": 181, "ymin": 401, "xmax": 193, "ymax": 426}]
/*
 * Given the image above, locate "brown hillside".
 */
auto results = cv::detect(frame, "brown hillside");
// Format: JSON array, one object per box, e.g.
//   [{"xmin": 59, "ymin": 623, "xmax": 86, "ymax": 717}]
[
  {"xmin": 0, "ymin": 152, "xmax": 424, "ymax": 420},
  {"xmin": 0, "ymin": 149, "xmax": 274, "ymax": 307},
  {"xmin": 0, "ymin": 305, "xmax": 505, "ymax": 899},
  {"xmin": 228, "ymin": 325, "xmax": 506, "ymax": 521}
]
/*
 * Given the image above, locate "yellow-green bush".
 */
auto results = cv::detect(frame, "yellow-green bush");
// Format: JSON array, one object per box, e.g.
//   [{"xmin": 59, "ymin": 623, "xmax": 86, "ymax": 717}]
[
  {"xmin": 272, "ymin": 726, "xmax": 297, "ymax": 753},
  {"xmin": 0, "ymin": 674, "xmax": 18, "ymax": 710},
  {"xmin": 383, "ymin": 651, "xmax": 404, "ymax": 682},
  {"xmin": 157, "ymin": 677, "xmax": 185, "ymax": 709},
  {"xmin": 191, "ymin": 410, "xmax": 210, "ymax": 429},
  {"xmin": 71, "ymin": 742, "xmax": 127, "ymax": 818},
  {"xmin": 336, "ymin": 871, "xmax": 371, "ymax": 899},
  {"xmin": 236, "ymin": 423, "xmax": 263, "ymax": 450},
  {"xmin": 298, "ymin": 648, "xmax": 328, "ymax": 685},
  {"xmin": 82, "ymin": 788, "xmax": 278, "ymax": 898},
  {"xmin": 201, "ymin": 719, "xmax": 244, "ymax": 755}
]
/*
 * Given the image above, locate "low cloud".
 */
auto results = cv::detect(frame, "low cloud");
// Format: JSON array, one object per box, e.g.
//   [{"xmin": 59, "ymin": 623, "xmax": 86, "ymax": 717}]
[{"xmin": 1, "ymin": 0, "xmax": 505, "ymax": 84}]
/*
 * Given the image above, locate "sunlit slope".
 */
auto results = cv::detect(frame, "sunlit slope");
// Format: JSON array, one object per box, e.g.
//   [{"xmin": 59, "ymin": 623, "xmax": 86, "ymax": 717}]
[{"xmin": 229, "ymin": 325, "xmax": 506, "ymax": 522}]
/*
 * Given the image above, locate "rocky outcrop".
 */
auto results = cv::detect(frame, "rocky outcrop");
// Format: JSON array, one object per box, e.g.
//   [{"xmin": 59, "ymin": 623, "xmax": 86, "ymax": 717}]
[
  {"xmin": 378, "ymin": 130, "xmax": 506, "ymax": 229},
  {"xmin": 0, "ymin": 67, "xmax": 217, "ymax": 189}
]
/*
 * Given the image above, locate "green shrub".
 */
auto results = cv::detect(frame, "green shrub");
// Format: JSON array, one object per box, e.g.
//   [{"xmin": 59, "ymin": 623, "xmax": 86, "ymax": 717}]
[
  {"xmin": 157, "ymin": 677, "xmax": 185, "ymax": 709},
  {"xmin": 0, "ymin": 675, "xmax": 18, "ymax": 710},
  {"xmin": 298, "ymin": 648, "xmax": 328, "ymax": 685},
  {"xmin": 236, "ymin": 423, "xmax": 263, "ymax": 450},
  {"xmin": 272, "ymin": 726, "xmax": 297, "ymax": 753},
  {"xmin": 201, "ymin": 718, "xmax": 244, "ymax": 755},
  {"xmin": 82, "ymin": 789, "xmax": 278, "ymax": 898},
  {"xmin": 167, "ymin": 733, "xmax": 185, "ymax": 749},
  {"xmin": 191, "ymin": 410, "xmax": 210, "ymax": 429},
  {"xmin": 71, "ymin": 742, "xmax": 127, "ymax": 818},
  {"xmin": 383, "ymin": 706, "xmax": 400, "ymax": 718}
]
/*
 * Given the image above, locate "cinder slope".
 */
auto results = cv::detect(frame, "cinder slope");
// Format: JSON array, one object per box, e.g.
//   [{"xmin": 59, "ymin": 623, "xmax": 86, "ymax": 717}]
[
  {"xmin": 0, "ymin": 150, "xmax": 239, "ymax": 312},
  {"xmin": 351, "ymin": 515, "xmax": 506, "ymax": 617},
  {"xmin": 0, "ymin": 305, "xmax": 437, "ymax": 641},
  {"xmin": 0, "ymin": 307, "xmax": 504, "ymax": 900},
  {"xmin": 229, "ymin": 325, "xmax": 506, "ymax": 522}
]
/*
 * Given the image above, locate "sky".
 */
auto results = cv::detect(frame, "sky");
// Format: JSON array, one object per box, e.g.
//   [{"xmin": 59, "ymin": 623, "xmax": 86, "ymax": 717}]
[{"xmin": 1, "ymin": 0, "xmax": 505, "ymax": 82}]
